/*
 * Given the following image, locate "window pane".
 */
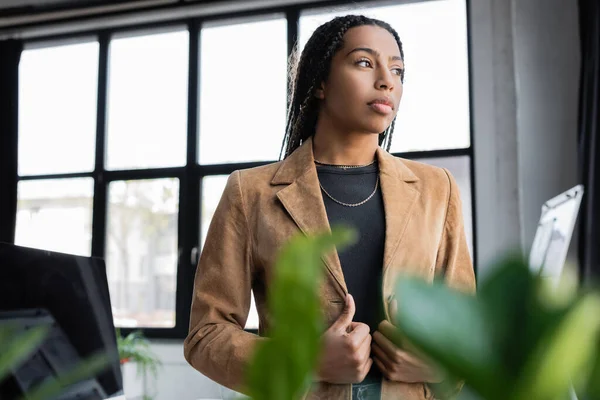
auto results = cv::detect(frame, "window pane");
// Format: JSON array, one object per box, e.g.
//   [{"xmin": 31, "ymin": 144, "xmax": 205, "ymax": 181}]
[
  {"xmin": 299, "ymin": 0, "xmax": 470, "ymax": 152},
  {"xmin": 107, "ymin": 178, "xmax": 179, "ymax": 328},
  {"xmin": 19, "ymin": 41, "xmax": 98, "ymax": 176},
  {"xmin": 201, "ymin": 175, "xmax": 259, "ymax": 329},
  {"xmin": 106, "ymin": 30, "xmax": 188, "ymax": 170},
  {"xmin": 15, "ymin": 178, "xmax": 94, "ymax": 256},
  {"xmin": 199, "ymin": 16, "xmax": 287, "ymax": 164},
  {"xmin": 418, "ymin": 156, "xmax": 473, "ymax": 257}
]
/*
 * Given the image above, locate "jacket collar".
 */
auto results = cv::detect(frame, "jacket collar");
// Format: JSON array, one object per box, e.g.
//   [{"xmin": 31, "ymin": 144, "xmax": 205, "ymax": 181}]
[
  {"xmin": 271, "ymin": 136, "xmax": 419, "ymax": 185},
  {"xmin": 272, "ymin": 136, "xmax": 421, "ymax": 298}
]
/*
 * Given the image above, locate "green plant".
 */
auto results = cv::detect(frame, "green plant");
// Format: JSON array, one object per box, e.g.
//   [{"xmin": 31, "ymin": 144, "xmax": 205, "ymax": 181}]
[
  {"xmin": 392, "ymin": 255, "xmax": 600, "ymax": 400},
  {"xmin": 245, "ymin": 227, "xmax": 356, "ymax": 400},
  {"xmin": 116, "ymin": 329, "xmax": 162, "ymax": 400},
  {"xmin": 244, "ymin": 228, "xmax": 600, "ymax": 400},
  {"xmin": 0, "ymin": 324, "xmax": 110, "ymax": 400}
]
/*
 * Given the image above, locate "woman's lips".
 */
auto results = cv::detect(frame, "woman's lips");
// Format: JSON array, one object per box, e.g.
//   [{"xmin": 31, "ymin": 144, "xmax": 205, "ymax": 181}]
[{"xmin": 369, "ymin": 102, "xmax": 393, "ymax": 114}]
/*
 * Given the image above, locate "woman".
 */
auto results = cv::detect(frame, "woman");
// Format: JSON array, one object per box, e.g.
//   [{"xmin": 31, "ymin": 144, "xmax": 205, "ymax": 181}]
[{"xmin": 184, "ymin": 15, "xmax": 476, "ymax": 400}]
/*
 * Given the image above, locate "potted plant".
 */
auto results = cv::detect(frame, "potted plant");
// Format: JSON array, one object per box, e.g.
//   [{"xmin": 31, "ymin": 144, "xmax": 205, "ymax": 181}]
[{"xmin": 116, "ymin": 329, "xmax": 162, "ymax": 400}]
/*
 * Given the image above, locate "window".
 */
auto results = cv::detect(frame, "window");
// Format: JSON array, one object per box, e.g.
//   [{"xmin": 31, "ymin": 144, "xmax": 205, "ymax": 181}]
[
  {"xmin": 199, "ymin": 16, "xmax": 287, "ymax": 165},
  {"xmin": 13, "ymin": 0, "xmax": 474, "ymax": 338},
  {"xmin": 16, "ymin": 178, "xmax": 94, "ymax": 257},
  {"xmin": 18, "ymin": 41, "xmax": 98, "ymax": 176},
  {"xmin": 106, "ymin": 29, "xmax": 189, "ymax": 170},
  {"xmin": 107, "ymin": 178, "xmax": 179, "ymax": 328}
]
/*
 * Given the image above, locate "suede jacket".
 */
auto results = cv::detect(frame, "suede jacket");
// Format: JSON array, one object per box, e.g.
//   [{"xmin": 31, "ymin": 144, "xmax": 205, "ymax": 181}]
[{"xmin": 183, "ymin": 137, "xmax": 476, "ymax": 400}]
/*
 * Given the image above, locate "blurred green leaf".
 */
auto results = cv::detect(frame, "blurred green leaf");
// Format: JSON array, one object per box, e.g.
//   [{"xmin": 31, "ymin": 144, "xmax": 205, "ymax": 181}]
[
  {"xmin": 585, "ymin": 337, "xmax": 600, "ymax": 400},
  {"xmin": 478, "ymin": 255, "xmax": 536, "ymax": 379},
  {"xmin": 0, "ymin": 325, "xmax": 49, "ymax": 383},
  {"xmin": 24, "ymin": 351, "xmax": 110, "ymax": 400},
  {"xmin": 394, "ymin": 277, "xmax": 506, "ymax": 400},
  {"xmin": 393, "ymin": 253, "xmax": 600, "ymax": 400},
  {"xmin": 246, "ymin": 226, "xmax": 356, "ymax": 400},
  {"xmin": 513, "ymin": 293, "xmax": 600, "ymax": 400}
]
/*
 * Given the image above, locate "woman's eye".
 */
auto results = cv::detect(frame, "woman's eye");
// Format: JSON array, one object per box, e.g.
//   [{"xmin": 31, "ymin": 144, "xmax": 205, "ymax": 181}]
[
  {"xmin": 392, "ymin": 68, "xmax": 404, "ymax": 76},
  {"xmin": 357, "ymin": 59, "xmax": 372, "ymax": 67}
]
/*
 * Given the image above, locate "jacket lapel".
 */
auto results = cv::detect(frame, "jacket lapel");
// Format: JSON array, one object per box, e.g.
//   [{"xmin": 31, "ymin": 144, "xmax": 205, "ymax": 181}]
[
  {"xmin": 376, "ymin": 147, "xmax": 421, "ymax": 271},
  {"xmin": 273, "ymin": 138, "xmax": 347, "ymax": 298},
  {"xmin": 271, "ymin": 138, "xmax": 422, "ymax": 299}
]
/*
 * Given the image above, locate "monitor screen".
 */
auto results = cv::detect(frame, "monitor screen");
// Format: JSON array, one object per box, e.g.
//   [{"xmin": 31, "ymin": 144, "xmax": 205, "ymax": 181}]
[
  {"xmin": 529, "ymin": 184, "xmax": 584, "ymax": 282},
  {"xmin": 0, "ymin": 243, "xmax": 123, "ymax": 397}
]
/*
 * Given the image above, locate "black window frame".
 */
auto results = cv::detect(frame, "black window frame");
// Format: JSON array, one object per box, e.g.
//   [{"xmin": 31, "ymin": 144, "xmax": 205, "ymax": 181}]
[{"xmin": 5, "ymin": 0, "xmax": 476, "ymax": 339}]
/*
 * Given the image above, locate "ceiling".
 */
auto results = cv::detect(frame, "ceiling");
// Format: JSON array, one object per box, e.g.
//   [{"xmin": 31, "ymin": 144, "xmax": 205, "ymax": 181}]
[
  {"xmin": 0, "ymin": 0, "xmax": 141, "ymax": 18},
  {"xmin": 0, "ymin": 0, "xmax": 252, "ymax": 32},
  {"xmin": 0, "ymin": 0, "xmax": 254, "ymax": 21}
]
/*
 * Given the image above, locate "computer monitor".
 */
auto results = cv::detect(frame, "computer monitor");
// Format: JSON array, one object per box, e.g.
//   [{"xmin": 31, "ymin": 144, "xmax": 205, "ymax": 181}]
[
  {"xmin": 529, "ymin": 184, "xmax": 584, "ymax": 284},
  {"xmin": 0, "ymin": 243, "xmax": 123, "ymax": 398}
]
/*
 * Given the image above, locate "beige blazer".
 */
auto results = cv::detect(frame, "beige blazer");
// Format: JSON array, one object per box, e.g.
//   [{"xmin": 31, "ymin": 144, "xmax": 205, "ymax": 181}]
[{"xmin": 183, "ymin": 137, "xmax": 476, "ymax": 399}]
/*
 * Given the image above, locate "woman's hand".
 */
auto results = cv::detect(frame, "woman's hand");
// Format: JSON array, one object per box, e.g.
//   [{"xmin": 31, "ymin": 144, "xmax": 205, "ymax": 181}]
[
  {"xmin": 372, "ymin": 320, "xmax": 443, "ymax": 383},
  {"xmin": 316, "ymin": 294, "xmax": 373, "ymax": 384}
]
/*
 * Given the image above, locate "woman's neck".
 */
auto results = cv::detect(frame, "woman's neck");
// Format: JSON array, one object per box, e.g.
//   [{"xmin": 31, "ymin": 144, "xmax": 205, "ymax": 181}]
[{"xmin": 312, "ymin": 121, "xmax": 379, "ymax": 166}]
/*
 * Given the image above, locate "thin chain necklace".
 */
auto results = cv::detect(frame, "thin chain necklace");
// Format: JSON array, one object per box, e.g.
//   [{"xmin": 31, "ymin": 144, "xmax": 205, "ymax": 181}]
[
  {"xmin": 319, "ymin": 175, "xmax": 380, "ymax": 207},
  {"xmin": 314, "ymin": 159, "xmax": 376, "ymax": 169}
]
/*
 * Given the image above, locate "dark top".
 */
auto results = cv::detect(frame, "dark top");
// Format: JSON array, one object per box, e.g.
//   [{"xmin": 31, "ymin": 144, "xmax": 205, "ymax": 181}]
[{"xmin": 316, "ymin": 161, "xmax": 386, "ymax": 383}]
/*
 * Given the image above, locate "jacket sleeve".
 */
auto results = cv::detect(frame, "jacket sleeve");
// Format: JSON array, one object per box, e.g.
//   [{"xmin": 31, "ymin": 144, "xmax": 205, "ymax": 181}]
[
  {"xmin": 183, "ymin": 170, "xmax": 265, "ymax": 394},
  {"xmin": 427, "ymin": 168, "xmax": 477, "ymax": 399},
  {"xmin": 434, "ymin": 168, "xmax": 476, "ymax": 294}
]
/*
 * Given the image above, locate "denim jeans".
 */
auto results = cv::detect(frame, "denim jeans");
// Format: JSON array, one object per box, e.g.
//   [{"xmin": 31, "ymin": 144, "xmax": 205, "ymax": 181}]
[{"xmin": 351, "ymin": 382, "xmax": 382, "ymax": 400}]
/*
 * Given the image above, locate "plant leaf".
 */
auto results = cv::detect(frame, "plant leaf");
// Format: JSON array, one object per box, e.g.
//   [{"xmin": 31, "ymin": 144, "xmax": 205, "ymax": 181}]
[
  {"xmin": 394, "ymin": 277, "xmax": 507, "ymax": 400},
  {"xmin": 23, "ymin": 351, "xmax": 110, "ymax": 400},
  {"xmin": 512, "ymin": 293, "xmax": 600, "ymax": 400},
  {"xmin": 477, "ymin": 255, "xmax": 537, "ymax": 379},
  {"xmin": 246, "ymin": 227, "xmax": 355, "ymax": 400},
  {"xmin": 584, "ymin": 337, "xmax": 600, "ymax": 400},
  {"xmin": 0, "ymin": 325, "xmax": 49, "ymax": 383}
]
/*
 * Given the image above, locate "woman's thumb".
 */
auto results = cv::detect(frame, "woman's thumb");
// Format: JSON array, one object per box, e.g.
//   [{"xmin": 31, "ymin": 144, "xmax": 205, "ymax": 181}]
[{"xmin": 333, "ymin": 294, "xmax": 355, "ymax": 331}]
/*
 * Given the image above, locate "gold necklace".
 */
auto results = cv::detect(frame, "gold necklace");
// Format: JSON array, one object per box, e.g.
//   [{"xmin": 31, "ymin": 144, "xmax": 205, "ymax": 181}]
[
  {"xmin": 313, "ymin": 159, "xmax": 376, "ymax": 169},
  {"xmin": 319, "ymin": 176, "xmax": 380, "ymax": 207}
]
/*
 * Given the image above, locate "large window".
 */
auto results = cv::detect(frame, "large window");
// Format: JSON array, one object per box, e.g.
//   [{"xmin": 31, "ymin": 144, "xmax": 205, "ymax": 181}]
[
  {"xmin": 106, "ymin": 29, "xmax": 189, "ymax": 170},
  {"xmin": 199, "ymin": 16, "xmax": 287, "ymax": 165},
  {"xmin": 15, "ymin": 0, "xmax": 474, "ymax": 338},
  {"xmin": 106, "ymin": 178, "xmax": 180, "ymax": 328},
  {"xmin": 18, "ymin": 41, "xmax": 99, "ymax": 177}
]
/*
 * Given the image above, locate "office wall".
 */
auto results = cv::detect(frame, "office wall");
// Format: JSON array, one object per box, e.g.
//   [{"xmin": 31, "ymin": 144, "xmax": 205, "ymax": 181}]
[
  {"xmin": 512, "ymin": 0, "xmax": 581, "ymax": 260},
  {"xmin": 471, "ymin": 0, "xmax": 580, "ymax": 278}
]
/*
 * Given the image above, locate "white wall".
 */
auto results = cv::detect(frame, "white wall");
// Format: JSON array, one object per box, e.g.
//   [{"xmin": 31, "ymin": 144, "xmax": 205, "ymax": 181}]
[
  {"xmin": 122, "ymin": 0, "xmax": 582, "ymax": 398},
  {"xmin": 470, "ymin": 0, "xmax": 522, "ymax": 275},
  {"xmin": 471, "ymin": 0, "xmax": 580, "ymax": 278},
  {"xmin": 512, "ymin": 0, "xmax": 581, "ymax": 258}
]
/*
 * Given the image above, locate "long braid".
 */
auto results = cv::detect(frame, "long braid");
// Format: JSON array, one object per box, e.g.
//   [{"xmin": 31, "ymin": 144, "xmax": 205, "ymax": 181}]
[
  {"xmin": 385, "ymin": 118, "xmax": 396, "ymax": 152},
  {"xmin": 280, "ymin": 15, "xmax": 404, "ymax": 160}
]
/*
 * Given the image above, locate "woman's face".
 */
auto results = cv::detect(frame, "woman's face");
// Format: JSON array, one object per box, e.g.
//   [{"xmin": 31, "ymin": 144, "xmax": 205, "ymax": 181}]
[{"xmin": 316, "ymin": 24, "xmax": 404, "ymax": 136}]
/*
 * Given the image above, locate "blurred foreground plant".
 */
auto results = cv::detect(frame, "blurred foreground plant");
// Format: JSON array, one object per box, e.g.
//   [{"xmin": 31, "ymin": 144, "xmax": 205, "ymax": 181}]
[
  {"xmin": 0, "ymin": 324, "xmax": 109, "ymax": 400},
  {"xmin": 245, "ymin": 227, "xmax": 356, "ymax": 400},
  {"xmin": 393, "ymin": 255, "xmax": 600, "ymax": 400}
]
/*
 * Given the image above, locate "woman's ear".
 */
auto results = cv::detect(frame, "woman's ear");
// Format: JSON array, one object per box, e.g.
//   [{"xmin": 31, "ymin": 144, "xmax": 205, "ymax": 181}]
[{"xmin": 314, "ymin": 82, "xmax": 325, "ymax": 99}]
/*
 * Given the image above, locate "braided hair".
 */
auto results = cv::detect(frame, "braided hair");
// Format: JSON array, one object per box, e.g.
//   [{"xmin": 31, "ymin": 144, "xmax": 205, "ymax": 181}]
[{"xmin": 280, "ymin": 15, "xmax": 404, "ymax": 160}]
